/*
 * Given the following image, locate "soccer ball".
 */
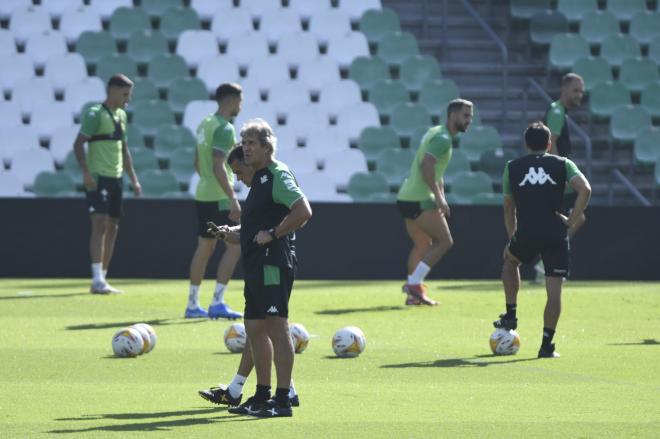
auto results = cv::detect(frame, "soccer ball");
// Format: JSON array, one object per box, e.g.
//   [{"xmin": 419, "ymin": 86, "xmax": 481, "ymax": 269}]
[
  {"xmin": 133, "ymin": 323, "xmax": 157, "ymax": 353},
  {"xmin": 332, "ymin": 326, "xmax": 366, "ymax": 358},
  {"xmin": 112, "ymin": 327, "xmax": 144, "ymax": 358},
  {"xmin": 224, "ymin": 323, "xmax": 247, "ymax": 353},
  {"xmin": 489, "ymin": 329, "xmax": 521, "ymax": 355},
  {"xmin": 289, "ymin": 323, "xmax": 310, "ymax": 354}
]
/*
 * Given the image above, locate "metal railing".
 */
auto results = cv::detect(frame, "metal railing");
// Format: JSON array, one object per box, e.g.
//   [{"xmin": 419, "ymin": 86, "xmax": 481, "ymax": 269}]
[{"xmin": 608, "ymin": 169, "xmax": 652, "ymax": 206}]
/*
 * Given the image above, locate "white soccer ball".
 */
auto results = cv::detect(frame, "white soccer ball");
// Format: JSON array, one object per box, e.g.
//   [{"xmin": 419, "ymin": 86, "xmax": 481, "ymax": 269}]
[
  {"xmin": 289, "ymin": 323, "xmax": 310, "ymax": 354},
  {"xmin": 332, "ymin": 326, "xmax": 366, "ymax": 358},
  {"xmin": 489, "ymin": 329, "xmax": 521, "ymax": 355},
  {"xmin": 224, "ymin": 323, "xmax": 247, "ymax": 353},
  {"xmin": 133, "ymin": 323, "xmax": 157, "ymax": 353},
  {"xmin": 130, "ymin": 324, "xmax": 152, "ymax": 354},
  {"xmin": 112, "ymin": 327, "xmax": 144, "ymax": 357}
]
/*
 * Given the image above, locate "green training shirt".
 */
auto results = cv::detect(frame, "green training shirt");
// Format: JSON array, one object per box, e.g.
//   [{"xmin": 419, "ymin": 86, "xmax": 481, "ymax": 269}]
[
  {"xmin": 194, "ymin": 113, "xmax": 236, "ymax": 202},
  {"xmin": 79, "ymin": 104, "xmax": 127, "ymax": 178}
]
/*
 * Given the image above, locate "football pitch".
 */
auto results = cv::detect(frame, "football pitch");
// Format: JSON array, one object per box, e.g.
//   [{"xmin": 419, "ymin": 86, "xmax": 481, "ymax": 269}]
[{"xmin": 1, "ymin": 278, "xmax": 658, "ymax": 438}]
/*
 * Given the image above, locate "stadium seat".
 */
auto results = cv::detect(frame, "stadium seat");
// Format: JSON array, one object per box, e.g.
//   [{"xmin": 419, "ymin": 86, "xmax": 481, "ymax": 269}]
[
  {"xmin": 176, "ymin": 30, "xmax": 218, "ymax": 69},
  {"xmin": 375, "ymin": 148, "xmax": 415, "ymax": 188},
  {"xmin": 59, "ymin": 5, "xmax": 102, "ymax": 44},
  {"xmin": 650, "ymin": 36, "xmax": 660, "ymax": 65},
  {"xmin": 317, "ymin": 79, "xmax": 362, "ymax": 116},
  {"xmin": 607, "ymin": 0, "xmax": 647, "ymax": 22},
  {"xmin": 629, "ymin": 11, "xmax": 660, "ymax": 45},
  {"xmin": 127, "ymin": 30, "xmax": 168, "ymax": 65},
  {"xmin": 306, "ymin": 128, "xmax": 352, "ymax": 165},
  {"xmin": 450, "ymin": 171, "xmax": 493, "ymax": 204},
  {"xmin": 600, "ymin": 34, "xmax": 641, "ymax": 67},
  {"xmin": 140, "ymin": 169, "xmax": 180, "ymax": 197},
  {"xmin": 142, "ymin": 0, "xmax": 183, "ymax": 18},
  {"xmin": 390, "ymin": 103, "xmax": 431, "ymax": 138},
  {"xmin": 610, "ymin": 104, "xmax": 651, "ymax": 144},
  {"xmin": 248, "ymin": 56, "xmax": 292, "ymax": 92},
  {"xmin": 549, "ymin": 33, "xmax": 590, "ymax": 70},
  {"xmin": 9, "ymin": 5, "xmax": 52, "ymax": 45},
  {"xmin": 641, "ymin": 82, "xmax": 660, "ymax": 118},
  {"xmin": 232, "ymin": 101, "xmax": 278, "ymax": 137},
  {"xmin": 25, "ymin": 30, "xmax": 67, "ymax": 69},
  {"xmin": 109, "ymin": 7, "xmax": 150, "ymax": 41},
  {"xmin": 377, "ymin": 32, "xmax": 419, "ymax": 66},
  {"xmin": 409, "ymin": 126, "xmax": 429, "ymax": 151},
  {"xmin": 633, "ymin": 126, "xmax": 660, "ymax": 166},
  {"xmin": 277, "ymin": 32, "xmax": 320, "ymax": 68},
  {"xmin": 655, "ymin": 158, "xmax": 660, "ymax": 191},
  {"xmin": 130, "ymin": 77, "xmax": 159, "ymax": 104},
  {"xmin": 260, "ymin": 8, "xmax": 302, "ymax": 44},
  {"xmin": 241, "ymin": 0, "xmax": 281, "ymax": 19},
  {"xmin": 197, "ymin": 56, "xmax": 240, "ymax": 94},
  {"xmin": 589, "ymin": 80, "xmax": 631, "ymax": 119},
  {"xmin": 459, "ymin": 125, "xmax": 503, "ymax": 163},
  {"xmin": 183, "ymin": 100, "xmax": 216, "ymax": 133},
  {"xmin": 324, "ymin": 148, "xmax": 368, "ymax": 190},
  {"xmin": 268, "ymin": 82, "xmax": 311, "ymax": 118},
  {"xmin": 348, "ymin": 56, "xmax": 390, "ymax": 92},
  {"xmin": 0, "ymin": 0, "xmax": 32, "ymax": 21},
  {"xmin": 419, "ymin": 79, "xmax": 460, "ymax": 115},
  {"xmin": 478, "ymin": 148, "xmax": 518, "ymax": 184},
  {"xmin": 64, "ymin": 77, "xmax": 106, "ymax": 118},
  {"xmin": 44, "ymin": 53, "xmax": 87, "ymax": 93},
  {"xmin": 369, "ymin": 79, "xmax": 410, "ymax": 118},
  {"xmin": 168, "ymin": 147, "xmax": 195, "ymax": 184},
  {"xmin": 287, "ymin": 0, "xmax": 332, "ymax": 20},
  {"xmin": 357, "ymin": 126, "xmax": 400, "ymax": 164},
  {"xmin": 30, "ymin": 102, "xmax": 74, "ymax": 142},
  {"xmin": 294, "ymin": 171, "xmax": 342, "ymax": 202},
  {"xmin": 579, "ymin": 11, "xmax": 619, "ymax": 46},
  {"xmin": 471, "ymin": 192, "xmax": 502, "ymax": 205},
  {"xmin": 125, "ymin": 124, "xmax": 146, "ymax": 150},
  {"xmin": 297, "ymin": 57, "xmax": 340, "ymax": 94},
  {"xmin": 210, "ymin": 7, "xmax": 254, "ymax": 45},
  {"xmin": 167, "ymin": 77, "xmax": 208, "ymax": 113},
  {"xmin": 75, "ymin": 31, "xmax": 116, "ymax": 66},
  {"xmin": 619, "ymin": 57, "xmax": 660, "ymax": 93},
  {"xmin": 129, "ymin": 147, "xmax": 159, "ymax": 171},
  {"xmin": 276, "ymin": 147, "xmax": 319, "ymax": 174},
  {"xmin": 61, "ymin": 150, "xmax": 82, "ymax": 183},
  {"xmin": 2, "ymin": 125, "xmax": 41, "ymax": 165},
  {"xmin": 0, "ymin": 101, "xmax": 22, "ymax": 129},
  {"xmin": 399, "ymin": 55, "xmax": 441, "ymax": 92},
  {"xmin": 161, "ymin": 7, "xmax": 201, "ymax": 42},
  {"xmin": 444, "ymin": 148, "xmax": 470, "ymax": 185},
  {"xmin": 147, "ymin": 54, "xmax": 188, "ymax": 89},
  {"xmin": 33, "ymin": 171, "xmax": 76, "ymax": 197},
  {"xmin": 340, "ymin": 0, "xmax": 382, "ymax": 23},
  {"xmin": 131, "ymin": 100, "xmax": 176, "ymax": 136},
  {"xmin": 95, "ymin": 53, "xmax": 138, "ymax": 85},
  {"xmin": 529, "ymin": 11, "xmax": 569, "ymax": 46},
  {"xmin": 309, "ymin": 9, "xmax": 352, "ymax": 45},
  {"xmin": 347, "ymin": 171, "xmax": 390, "ymax": 202},
  {"xmin": 0, "ymin": 29, "xmax": 16, "ymax": 58},
  {"xmin": 335, "ymin": 102, "xmax": 381, "ymax": 141},
  {"xmin": 0, "ymin": 170, "xmax": 28, "ymax": 196},
  {"xmin": 10, "ymin": 147, "xmax": 54, "ymax": 187},
  {"xmin": 326, "ymin": 32, "xmax": 370, "ymax": 69},
  {"xmin": 154, "ymin": 124, "xmax": 195, "ymax": 160},
  {"xmin": 0, "ymin": 54, "xmax": 34, "ymax": 94},
  {"xmin": 12, "ymin": 77, "xmax": 55, "ymax": 117},
  {"xmin": 557, "ymin": 0, "xmax": 597, "ymax": 23},
  {"xmin": 509, "ymin": 0, "xmax": 550, "ymax": 20},
  {"xmin": 282, "ymin": 104, "xmax": 328, "ymax": 141},
  {"xmin": 226, "ymin": 32, "xmax": 270, "ymax": 68},
  {"xmin": 573, "ymin": 56, "xmax": 613, "ymax": 92},
  {"xmin": 87, "ymin": 0, "xmax": 133, "ymax": 21},
  {"xmin": 191, "ymin": 0, "xmax": 233, "ymax": 22},
  {"xmin": 359, "ymin": 8, "xmax": 401, "ymax": 44}
]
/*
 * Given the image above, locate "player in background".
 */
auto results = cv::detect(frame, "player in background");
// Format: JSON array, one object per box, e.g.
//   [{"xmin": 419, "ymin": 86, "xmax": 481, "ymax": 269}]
[
  {"xmin": 73, "ymin": 74, "xmax": 141, "ymax": 294},
  {"xmin": 493, "ymin": 122, "xmax": 591, "ymax": 358},
  {"xmin": 184, "ymin": 83, "xmax": 243, "ymax": 319},
  {"xmin": 396, "ymin": 99, "xmax": 473, "ymax": 306}
]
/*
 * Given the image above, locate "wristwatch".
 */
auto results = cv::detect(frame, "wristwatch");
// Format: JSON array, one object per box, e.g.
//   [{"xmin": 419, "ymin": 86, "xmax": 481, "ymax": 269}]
[{"xmin": 268, "ymin": 228, "xmax": 277, "ymax": 240}]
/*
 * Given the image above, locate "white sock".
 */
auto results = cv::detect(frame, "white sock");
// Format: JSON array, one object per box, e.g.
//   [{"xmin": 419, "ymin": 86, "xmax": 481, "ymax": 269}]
[
  {"xmin": 188, "ymin": 284, "xmax": 201, "ymax": 309},
  {"xmin": 289, "ymin": 379, "xmax": 297, "ymax": 398},
  {"xmin": 407, "ymin": 275, "xmax": 414, "ymax": 284},
  {"xmin": 92, "ymin": 263, "xmax": 104, "ymax": 283},
  {"xmin": 102, "ymin": 269, "xmax": 107, "ymax": 279},
  {"xmin": 211, "ymin": 282, "xmax": 226, "ymax": 305},
  {"xmin": 409, "ymin": 262, "xmax": 430, "ymax": 285},
  {"xmin": 228, "ymin": 374, "xmax": 247, "ymax": 399}
]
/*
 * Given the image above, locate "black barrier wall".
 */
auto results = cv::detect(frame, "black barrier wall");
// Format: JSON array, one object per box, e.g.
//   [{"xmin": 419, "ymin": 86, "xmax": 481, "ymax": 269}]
[{"xmin": 0, "ymin": 198, "xmax": 659, "ymax": 280}]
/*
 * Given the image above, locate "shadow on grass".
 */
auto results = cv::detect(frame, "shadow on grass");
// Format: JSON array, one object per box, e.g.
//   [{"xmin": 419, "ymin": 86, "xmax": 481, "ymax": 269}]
[
  {"xmin": 66, "ymin": 318, "xmax": 208, "ymax": 331},
  {"xmin": 212, "ymin": 351, "xmax": 242, "ymax": 356},
  {"xmin": 381, "ymin": 354, "xmax": 539, "ymax": 368},
  {"xmin": 56, "ymin": 408, "xmax": 221, "ymax": 421},
  {"xmin": 609, "ymin": 338, "xmax": 659, "ymax": 346},
  {"xmin": 0, "ymin": 292, "xmax": 90, "ymax": 301},
  {"xmin": 438, "ymin": 283, "xmax": 501, "ymax": 292},
  {"xmin": 315, "ymin": 305, "xmax": 404, "ymax": 315}
]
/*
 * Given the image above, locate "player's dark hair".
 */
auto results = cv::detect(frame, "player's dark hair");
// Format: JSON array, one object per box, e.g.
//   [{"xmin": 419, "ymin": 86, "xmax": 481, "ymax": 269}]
[
  {"xmin": 107, "ymin": 74, "xmax": 133, "ymax": 88},
  {"xmin": 524, "ymin": 121, "xmax": 551, "ymax": 151},
  {"xmin": 215, "ymin": 83, "xmax": 242, "ymax": 102},
  {"xmin": 561, "ymin": 73, "xmax": 583, "ymax": 87},
  {"xmin": 227, "ymin": 144, "xmax": 244, "ymax": 164},
  {"xmin": 447, "ymin": 98, "xmax": 473, "ymax": 116}
]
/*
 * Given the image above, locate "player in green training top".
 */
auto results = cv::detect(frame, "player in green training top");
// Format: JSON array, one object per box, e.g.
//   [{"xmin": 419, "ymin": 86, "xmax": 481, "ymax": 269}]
[
  {"xmin": 396, "ymin": 99, "xmax": 473, "ymax": 306},
  {"xmin": 184, "ymin": 83, "xmax": 243, "ymax": 319},
  {"xmin": 493, "ymin": 122, "xmax": 591, "ymax": 358},
  {"xmin": 73, "ymin": 74, "xmax": 141, "ymax": 294}
]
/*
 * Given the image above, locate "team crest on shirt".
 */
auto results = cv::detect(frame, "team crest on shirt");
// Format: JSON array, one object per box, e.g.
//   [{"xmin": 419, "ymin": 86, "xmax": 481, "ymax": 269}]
[
  {"xmin": 519, "ymin": 167, "xmax": 557, "ymax": 186},
  {"xmin": 260, "ymin": 175, "xmax": 268, "ymax": 184}
]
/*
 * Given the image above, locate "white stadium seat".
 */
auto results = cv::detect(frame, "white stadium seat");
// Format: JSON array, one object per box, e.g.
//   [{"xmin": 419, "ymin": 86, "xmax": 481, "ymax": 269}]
[
  {"xmin": 295, "ymin": 171, "xmax": 345, "ymax": 202},
  {"xmin": 59, "ymin": 5, "xmax": 102, "ymax": 44},
  {"xmin": 41, "ymin": 0, "xmax": 84, "ymax": 20},
  {"xmin": 276, "ymin": 147, "xmax": 319, "ymax": 174},
  {"xmin": 0, "ymin": 29, "xmax": 16, "ymax": 57},
  {"xmin": 271, "ymin": 125, "xmax": 299, "ymax": 151},
  {"xmin": 335, "ymin": 101, "xmax": 380, "ymax": 141},
  {"xmin": 30, "ymin": 102, "xmax": 75, "ymax": 142},
  {"xmin": 284, "ymin": 103, "xmax": 329, "ymax": 142},
  {"xmin": 246, "ymin": 56, "xmax": 291, "ymax": 92},
  {"xmin": 191, "ymin": 0, "xmax": 234, "ymax": 22},
  {"xmin": 176, "ymin": 30, "xmax": 219, "ymax": 69},
  {"xmin": 226, "ymin": 32, "xmax": 269, "ymax": 68},
  {"xmin": 287, "ymin": 0, "xmax": 333, "ymax": 20},
  {"xmin": 236, "ymin": 76, "xmax": 263, "ymax": 104},
  {"xmin": 24, "ymin": 30, "xmax": 68, "ymax": 69},
  {"xmin": 183, "ymin": 100, "xmax": 217, "ymax": 133},
  {"xmin": 0, "ymin": 0, "xmax": 33, "ymax": 21},
  {"xmin": 12, "ymin": 77, "xmax": 55, "ymax": 117},
  {"xmin": 318, "ymin": 79, "xmax": 363, "ymax": 116},
  {"xmin": 309, "ymin": 9, "xmax": 352, "ymax": 45},
  {"xmin": 323, "ymin": 148, "xmax": 368, "ymax": 190},
  {"xmin": 211, "ymin": 7, "xmax": 253, "ymax": 45},
  {"xmin": 87, "ymin": 0, "xmax": 132, "ymax": 21},
  {"xmin": 10, "ymin": 147, "xmax": 55, "ymax": 187},
  {"xmin": 277, "ymin": 32, "xmax": 320, "ymax": 68},
  {"xmin": 45, "ymin": 53, "xmax": 87, "ymax": 93},
  {"xmin": 49, "ymin": 124, "xmax": 80, "ymax": 165},
  {"xmin": 297, "ymin": 57, "xmax": 341, "ymax": 93},
  {"xmin": 267, "ymin": 81, "xmax": 311, "ymax": 118},
  {"xmin": 0, "ymin": 101, "xmax": 23, "ymax": 128},
  {"xmin": 64, "ymin": 77, "xmax": 105, "ymax": 118},
  {"xmin": 2, "ymin": 125, "xmax": 41, "ymax": 165},
  {"xmin": 0, "ymin": 54, "xmax": 34, "ymax": 94},
  {"xmin": 306, "ymin": 126, "xmax": 352, "ymax": 165},
  {"xmin": 0, "ymin": 170, "xmax": 29, "ymax": 196},
  {"xmin": 233, "ymin": 101, "xmax": 278, "ymax": 134},
  {"xmin": 196, "ymin": 55, "xmax": 240, "ymax": 93},
  {"xmin": 259, "ymin": 8, "xmax": 303, "ymax": 44},
  {"xmin": 326, "ymin": 31, "xmax": 370, "ymax": 68},
  {"xmin": 338, "ymin": 0, "xmax": 382, "ymax": 22},
  {"xmin": 9, "ymin": 6, "xmax": 52, "ymax": 45},
  {"xmin": 240, "ymin": 0, "xmax": 281, "ymax": 19}
]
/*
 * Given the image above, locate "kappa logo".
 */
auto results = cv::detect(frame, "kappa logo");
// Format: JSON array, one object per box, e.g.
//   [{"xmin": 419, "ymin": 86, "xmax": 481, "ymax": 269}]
[
  {"xmin": 266, "ymin": 305, "xmax": 278, "ymax": 314},
  {"xmin": 260, "ymin": 175, "xmax": 268, "ymax": 184},
  {"xmin": 519, "ymin": 167, "xmax": 557, "ymax": 186}
]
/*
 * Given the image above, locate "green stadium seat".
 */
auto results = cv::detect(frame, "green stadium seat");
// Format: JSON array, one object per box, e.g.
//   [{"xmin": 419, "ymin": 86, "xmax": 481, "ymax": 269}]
[
  {"xmin": 471, "ymin": 192, "xmax": 502, "ymax": 205},
  {"xmin": 444, "ymin": 148, "xmax": 470, "ymax": 185},
  {"xmin": 607, "ymin": 0, "xmax": 647, "ymax": 22},
  {"xmin": 168, "ymin": 147, "xmax": 195, "ymax": 184},
  {"xmin": 347, "ymin": 171, "xmax": 390, "ymax": 202},
  {"xmin": 357, "ymin": 126, "xmax": 400, "ymax": 164},
  {"xmin": 459, "ymin": 125, "xmax": 502, "ymax": 163},
  {"xmin": 33, "ymin": 171, "xmax": 75, "ymax": 197},
  {"xmin": 377, "ymin": 31, "xmax": 419, "ymax": 66},
  {"xmin": 579, "ymin": 11, "xmax": 619, "ymax": 46},
  {"xmin": 75, "ymin": 31, "xmax": 116, "ymax": 65},
  {"xmin": 573, "ymin": 56, "xmax": 613, "ymax": 91},
  {"xmin": 601, "ymin": 34, "xmax": 641, "ymax": 67},
  {"xmin": 399, "ymin": 54, "xmax": 441, "ymax": 92},
  {"xmin": 557, "ymin": 0, "xmax": 598, "ymax": 23},
  {"xmin": 649, "ymin": 36, "xmax": 660, "ymax": 64},
  {"xmin": 154, "ymin": 124, "xmax": 196, "ymax": 160},
  {"xmin": 450, "ymin": 171, "xmax": 493, "ymax": 204},
  {"xmin": 549, "ymin": 33, "xmax": 590, "ymax": 70},
  {"xmin": 147, "ymin": 54, "xmax": 189, "ymax": 88},
  {"xmin": 366, "ymin": 192, "xmax": 396, "ymax": 203},
  {"xmin": 130, "ymin": 78, "xmax": 160, "ymax": 104},
  {"xmin": 589, "ymin": 81, "xmax": 631, "ymax": 119},
  {"xmin": 478, "ymin": 148, "xmax": 518, "ymax": 184},
  {"xmin": 629, "ymin": 11, "xmax": 660, "ymax": 45},
  {"xmin": 374, "ymin": 148, "xmax": 415, "ymax": 188},
  {"xmin": 348, "ymin": 56, "xmax": 390, "ymax": 91},
  {"xmin": 131, "ymin": 99, "xmax": 176, "ymax": 136},
  {"xmin": 130, "ymin": 147, "xmax": 159, "ymax": 171},
  {"xmin": 619, "ymin": 57, "xmax": 660, "ymax": 93},
  {"xmin": 409, "ymin": 126, "xmax": 429, "ymax": 151},
  {"xmin": 369, "ymin": 79, "xmax": 410, "ymax": 117},
  {"xmin": 142, "ymin": 0, "xmax": 183, "ymax": 18},
  {"xmin": 641, "ymin": 82, "xmax": 660, "ymax": 118},
  {"xmin": 162, "ymin": 190, "xmax": 193, "ymax": 199},
  {"xmin": 160, "ymin": 7, "xmax": 200, "ymax": 41},
  {"xmin": 125, "ymin": 124, "xmax": 147, "ymax": 150},
  {"xmin": 140, "ymin": 169, "xmax": 180, "ymax": 197},
  {"xmin": 390, "ymin": 103, "xmax": 431, "ymax": 138},
  {"xmin": 633, "ymin": 126, "xmax": 660, "ymax": 166},
  {"xmin": 509, "ymin": 0, "xmax": 551, "ymax": 20},
  {"xmin": 167, "ymin": 77, "xmax": 208, "ymax": 113},
  {"xmin": 610, "ymin": 104, "xmax": 652, "ymax": 144},
  {"xmin": 95, "ymin": 53, "xmax": 138, "ymax": 84},
  {"xmin": 419, "ymin": 79, "xmax": 459, "ymax": 115},
  {"xmin": 530, "ymin": 11, "xmax": 569, "ymax": 46},
  {"xmin": 62, "ymin": 151, "xmax": 82, "ymax": 184},
  {"xmin": 359, "ymin": 8, "xmax": 401, "ymax": 44},
  {"xmin": 126, "ymin": 30, "xmax": 168, "ymax": 65},
  {"xmin": 109, "ymin": 7, "xmax": 150, "ymax": 41}
]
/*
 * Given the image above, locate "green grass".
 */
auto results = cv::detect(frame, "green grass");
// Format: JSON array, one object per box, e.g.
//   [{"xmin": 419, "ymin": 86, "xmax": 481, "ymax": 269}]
[{"xmin": 0, "ymin": 279, "xmax": 658, "ymax": 438}]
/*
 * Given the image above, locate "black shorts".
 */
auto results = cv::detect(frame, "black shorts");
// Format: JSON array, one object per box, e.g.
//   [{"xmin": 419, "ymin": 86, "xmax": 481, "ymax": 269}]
[
  {"xmin": 195, "ymin": 201, "xmax": 237, "ymax": 238},
  {"xmin": 86, "ymin": 176, "xmax": 123, "ymax": 219},
  {"xmin": 508, "ymin": 233, "xmax": 570, "ymax": 278},
  {"xmin": 243, "ymin": 264, "xmax": 295, "ymax": 319},
  {"xmin": 397, "ymin": 200, "xmax": 435, "ymax": 220}
]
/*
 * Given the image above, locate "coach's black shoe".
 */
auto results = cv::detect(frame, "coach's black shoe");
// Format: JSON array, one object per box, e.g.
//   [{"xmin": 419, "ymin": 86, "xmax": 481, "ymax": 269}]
[
  {"xmin": 493, "ymin": 313, "xmax": 518, "ymax": 330},
  {"xmin": 290, "ymin": 394, "xmax": 300, "ymax": 407},
  {"xmin": 198, "ymin": 385, "xmax": 242, "ymax": 406},
  {"xmin": 249, "ymin": 399, "xmax": 293, "ymax": 418},
  {"xmin": 228, "ymin": 397, "xmax": 258, "ymax": 415},
  {"xmin": 538, "ymin": 343, "xmax": 560, "ymax": 358}
]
